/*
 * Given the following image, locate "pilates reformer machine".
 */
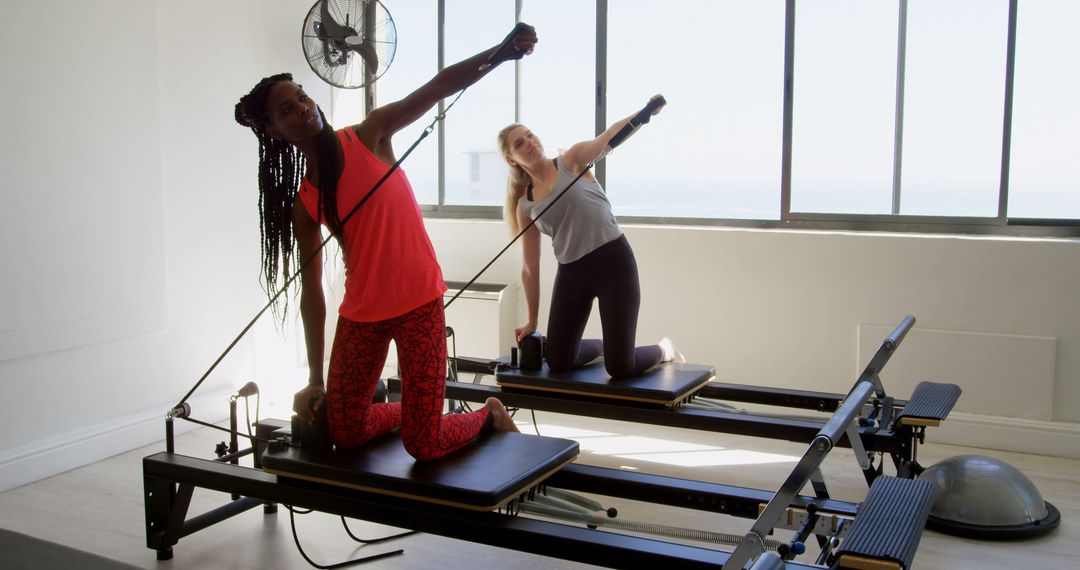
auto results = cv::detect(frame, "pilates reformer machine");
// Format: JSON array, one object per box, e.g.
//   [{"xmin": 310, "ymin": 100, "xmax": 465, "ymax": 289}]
[
  {"xmin": 143, "ymin": 315, "xmax": 940, "ymax": 569},
  {"xmin": 391, "ymin": 314, "xmax": 962, "ymax": 487}
]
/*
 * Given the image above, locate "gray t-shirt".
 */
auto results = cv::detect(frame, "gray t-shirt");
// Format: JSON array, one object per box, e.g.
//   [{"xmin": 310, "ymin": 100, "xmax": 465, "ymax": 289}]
[{"xmin": 517, "ymin": 158, "xmax": 624, "ymax": 264}]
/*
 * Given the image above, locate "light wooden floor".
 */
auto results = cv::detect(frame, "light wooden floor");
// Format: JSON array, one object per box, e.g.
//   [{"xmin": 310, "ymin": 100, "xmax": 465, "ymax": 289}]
[{"xmin": 1, "ymin": 407, "xmax": 1076, "ymax": 569}]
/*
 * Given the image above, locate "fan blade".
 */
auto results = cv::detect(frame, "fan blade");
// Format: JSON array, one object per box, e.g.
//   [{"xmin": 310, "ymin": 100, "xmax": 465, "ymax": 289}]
[
  {"xmin": 318, "ymin": 0, "xmax": 352, "ymax": 41},
  {"xmin": 350, "ymin": 40, "xmax": 379, "ymax": 76}
]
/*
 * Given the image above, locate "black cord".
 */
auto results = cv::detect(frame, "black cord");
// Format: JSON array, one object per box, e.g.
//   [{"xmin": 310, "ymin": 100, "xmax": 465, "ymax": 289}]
[
  {"xmin": 286, "ymin": 506, "xmax": 403, "ymax": 568},
  {"xmin": 174, "ymin": 89, "xmax": 472, "ymax": 411},
  {"xmin": 176, "ymin": 90, "xmax": 657, "ymax": 459},
  {"xmin": 341, "ymin": 517, "xmax": 417, "ymax": 543},
  {"xmin": 169, "ymin": 90, "xmax": 478, "ymax": 455},
  {"xmin": 177, "ymin": 416, "xmax": 276, "ymax": 445},
  {"xmin": 530, "ymin": 409, "xmax": 541, "ymax": 436},
  {"xmin": 444, "ymin": 162, "xmax": 596, "ymax": 311},
  {"xmin": 443, "ymin": 97, "xmax": 666, "ymax": 312}
]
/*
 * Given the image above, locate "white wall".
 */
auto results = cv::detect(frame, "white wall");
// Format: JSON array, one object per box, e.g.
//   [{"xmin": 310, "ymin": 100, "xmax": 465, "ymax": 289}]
[
  {"xmin": 0, "ymin": 0, "xmax": 322, "ymax": 492},
  {"xmin": 429, "ymin": 219, "xmax": 1080, "ymax": 457}
]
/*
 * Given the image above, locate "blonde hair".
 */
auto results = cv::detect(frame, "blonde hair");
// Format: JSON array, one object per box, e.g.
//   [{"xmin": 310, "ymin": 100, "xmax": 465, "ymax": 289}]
[{"xmin": 497, "ymin": 123, "xmax": 533, "ymax": 236}]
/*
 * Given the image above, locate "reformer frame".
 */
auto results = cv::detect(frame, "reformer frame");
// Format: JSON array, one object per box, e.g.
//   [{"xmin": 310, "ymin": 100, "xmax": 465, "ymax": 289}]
[
  {"xmin": 145, "ymin": 449, "xmax": 830, "ymax": 568},
  {"xmin": 143, "ymin": 413, "xmax": 922, "ymax": 568},
  {"xmin": 143, "ymin": 316, "xmax": 936, "ymax": 569}
]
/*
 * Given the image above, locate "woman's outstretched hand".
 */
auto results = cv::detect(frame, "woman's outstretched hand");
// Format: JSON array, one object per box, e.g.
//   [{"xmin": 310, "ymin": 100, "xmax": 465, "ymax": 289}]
[
  {"xmin": 493, "ymin": 23, "xmax": 538, "ymax": 64},
  {"xmin": 647, "ymin": 94, "xmax": 666, "ymax": 117}
]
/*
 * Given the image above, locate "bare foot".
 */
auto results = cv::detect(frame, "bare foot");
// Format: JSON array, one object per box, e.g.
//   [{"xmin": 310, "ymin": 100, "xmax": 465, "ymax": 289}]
[
  {"xmin": 485, "ymin": 397, "xmax": 520, "ymax": 432},
  {"xmin": 658, "ymin": 337, "xmax": 687, "ymax": 364}
]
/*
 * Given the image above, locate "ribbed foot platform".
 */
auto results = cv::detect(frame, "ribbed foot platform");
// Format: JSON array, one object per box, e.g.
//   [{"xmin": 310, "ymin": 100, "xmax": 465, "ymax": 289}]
[
  {"xmin": 833, "ymin": 476, "xmax": 936, "ymax": 570},
  {"xmin": 896, "ymin": 381, "xmax": 962, "ymax": 427}
]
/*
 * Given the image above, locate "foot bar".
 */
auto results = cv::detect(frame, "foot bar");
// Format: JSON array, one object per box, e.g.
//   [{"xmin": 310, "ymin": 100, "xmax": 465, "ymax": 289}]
[
  {"xmin": 723, "ymin": 379, "xmax": 879, "ymax": 569},
  {"xmin": 895, "ymin": 381, "xmax": 962, "ymax": 427},
  {"xmin": 833, "ymin": 476, "xmax": 936, "ymax": 570}
]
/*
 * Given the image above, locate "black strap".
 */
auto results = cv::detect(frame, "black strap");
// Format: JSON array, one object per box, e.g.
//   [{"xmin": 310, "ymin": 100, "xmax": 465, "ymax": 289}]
[
  {"xmin": 175, "ymin": 89, "xmax": 474, "ymax": 411},
  {"xmin": 445, "ymin": 160, "xmax": 595, "ymax": 310}
]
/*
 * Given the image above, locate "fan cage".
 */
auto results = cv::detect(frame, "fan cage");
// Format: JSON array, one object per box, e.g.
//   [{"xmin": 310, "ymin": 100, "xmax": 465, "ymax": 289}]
[{"xmin": 302, "ymin": 0, "xmax": 397, "ymax": 89}]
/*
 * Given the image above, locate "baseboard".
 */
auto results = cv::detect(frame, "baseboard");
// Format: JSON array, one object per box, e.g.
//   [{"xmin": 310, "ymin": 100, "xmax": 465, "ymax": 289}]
[
  {"xmin": 0, "ymin": 388, "xmax": 233, "ymax": 492},
  {"xmin": 933, "ymin": 412, "xmax": 1080, "ymax": 459}
]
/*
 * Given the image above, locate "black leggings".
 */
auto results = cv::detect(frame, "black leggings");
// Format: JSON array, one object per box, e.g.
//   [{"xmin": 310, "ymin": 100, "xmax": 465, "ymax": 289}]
[{"xmin": 546, "ymin": 235, "xmax": 662, "ymax": 378}]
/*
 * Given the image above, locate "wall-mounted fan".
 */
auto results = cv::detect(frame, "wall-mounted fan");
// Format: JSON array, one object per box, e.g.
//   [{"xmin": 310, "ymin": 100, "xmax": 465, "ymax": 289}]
[{"xmin": 302, "ymin": 0, "xmax": 397, "ymax": 89}]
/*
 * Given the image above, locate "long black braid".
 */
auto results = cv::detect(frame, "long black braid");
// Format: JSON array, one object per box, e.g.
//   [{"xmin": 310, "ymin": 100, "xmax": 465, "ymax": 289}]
[
  {"xmin": 314, "ymin": 120, "xmax": 346, "ymax": 239},
  {"xmin": 234, "ymin": 73, "xmax": 345, "ymax": 321}
]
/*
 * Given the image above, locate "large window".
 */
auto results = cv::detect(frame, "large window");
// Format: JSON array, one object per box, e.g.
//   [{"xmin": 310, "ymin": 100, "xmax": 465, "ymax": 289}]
[
  {"xmin": 608, "ymin": 0, "xmax": 785, "ymax": 219},
  {"xmin": 791, "ymin": 0, "xmax": 898, "ymax": 215},
  {"xmin": 443, "ymin": 0, "xmax": 516, "ymax": 205},
  {"xmin": 517, "ymin": 1, "xmax": 594, "ymax": 185},
  {"xmin": 899, "ymin": 0, "xmax": 1009, "ymax": 217},
  {"xmin": 362, "ymin": 0, "xmax": 439, "ymax": 204},
  {"xmin": 1008, "ymin": 0, "xmax": 1080, "ymax": 220},
  {"xmin": 361, "ymin": 0, "xmax": 1078, "ymax": 234}
]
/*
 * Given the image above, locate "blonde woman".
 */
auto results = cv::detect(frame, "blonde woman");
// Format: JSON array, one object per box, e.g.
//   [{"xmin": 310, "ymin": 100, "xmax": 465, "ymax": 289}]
[{"xmin": 496, "ymin": 97, "xmax": 683, "ymax": 379}]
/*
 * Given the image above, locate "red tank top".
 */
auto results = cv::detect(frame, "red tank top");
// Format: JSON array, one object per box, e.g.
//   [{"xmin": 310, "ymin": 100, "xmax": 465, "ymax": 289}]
[{"xmin": 298, "ymin": 128, "xmax": 446, "ymax": 322}]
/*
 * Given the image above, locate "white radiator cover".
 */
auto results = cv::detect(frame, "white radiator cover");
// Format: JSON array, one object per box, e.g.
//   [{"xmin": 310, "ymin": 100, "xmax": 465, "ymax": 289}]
[{"xmin": 443, "ymin": 281, "xmax": 519, "ymax": 360}]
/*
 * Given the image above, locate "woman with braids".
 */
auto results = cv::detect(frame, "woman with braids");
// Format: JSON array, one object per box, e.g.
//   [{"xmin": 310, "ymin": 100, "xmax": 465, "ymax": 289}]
[
  {"xmin": 497, "ymin": 96, "xmax": 684, "ymax": 380},
  {"xmin": 234, "ymin": 24, "xmax": 537, "ymax": 461}
]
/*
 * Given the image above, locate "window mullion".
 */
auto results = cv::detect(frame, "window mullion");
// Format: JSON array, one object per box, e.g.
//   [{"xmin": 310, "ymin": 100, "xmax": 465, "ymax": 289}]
[
  {"xmin": 514, "ymin": 0, "xmax": 523, "ymax": 122},
  {"xmin": 892, "ymin": 0, "xmax": 908, "ymax": 215},
  {"xmin": 437, "ymin": 0, "xmax": 446, "ymax": 209},
  {"xmin": 780, "ymin": 0, "xmax": 795, "ymax": 219},
  {"xmin": 998, "ymin": 0, "xmax": 1018, "ymax": 221},
  {"xmin": 595, "ymin": 0, "xmax": 608, "ymax": 189}
]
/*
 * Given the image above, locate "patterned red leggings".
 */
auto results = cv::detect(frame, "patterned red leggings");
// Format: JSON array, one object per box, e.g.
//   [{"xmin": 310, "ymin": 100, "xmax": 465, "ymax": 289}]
[{"xmin": 326, "ymin": 297, "xmax": 490, "ymax": 461}]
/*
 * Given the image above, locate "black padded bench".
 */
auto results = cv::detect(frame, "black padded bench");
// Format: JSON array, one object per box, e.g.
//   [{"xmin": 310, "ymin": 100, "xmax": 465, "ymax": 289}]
[
  {"xmin": 496, "ymin": 361, "xmax": 716, "ymax": 407},
  {"xmin": 262, "ymin": 428, "xmax": 579, "ymax": 511}
]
